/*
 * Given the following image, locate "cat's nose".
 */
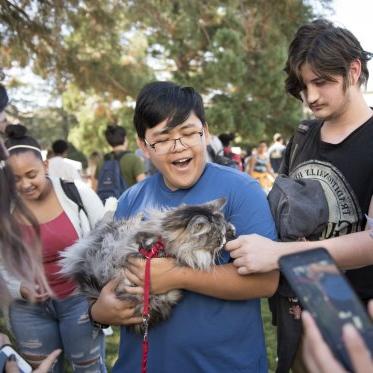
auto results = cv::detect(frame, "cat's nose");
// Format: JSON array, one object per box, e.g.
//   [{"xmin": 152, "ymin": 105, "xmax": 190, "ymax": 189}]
[{"xmin": 226, "ymin": 224, "xmax": 236, "ymax": 241}]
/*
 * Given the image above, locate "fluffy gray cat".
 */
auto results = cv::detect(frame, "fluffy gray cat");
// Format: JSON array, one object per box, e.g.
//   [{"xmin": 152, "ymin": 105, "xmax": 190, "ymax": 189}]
[{"xmin": 59, "ymin": 198, "xmax": 235, "ymax": 333}]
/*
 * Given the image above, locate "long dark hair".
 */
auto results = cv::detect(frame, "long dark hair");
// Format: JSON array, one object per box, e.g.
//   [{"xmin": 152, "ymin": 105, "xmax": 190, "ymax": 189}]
[{"xmin": 0, "ymin": 138, "xmax": 50, "ymax": 299}]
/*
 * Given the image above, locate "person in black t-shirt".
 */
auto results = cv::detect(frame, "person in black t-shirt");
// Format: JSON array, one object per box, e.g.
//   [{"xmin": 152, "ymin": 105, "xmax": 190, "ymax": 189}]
[{"xmin": 226, "ymin": 19, "xmax": 373, "ymax": 373}]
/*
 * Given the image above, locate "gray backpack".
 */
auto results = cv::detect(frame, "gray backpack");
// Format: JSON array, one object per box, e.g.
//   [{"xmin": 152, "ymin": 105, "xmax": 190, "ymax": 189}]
[
  {"xmin": 268, "ymin": 174, "xmax": 328, "ymax": 241},
  {"xmin": 267, "ymin": 120, "xmax": 329, "ymax": 372},
  {"xmin": 268, "ymin": 120, "xmax": 329, "ymax": 241}
]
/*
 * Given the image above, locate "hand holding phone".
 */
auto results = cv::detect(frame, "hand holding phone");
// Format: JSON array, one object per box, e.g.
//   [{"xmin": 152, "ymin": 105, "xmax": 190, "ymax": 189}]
[
  {"xmin": 0, "ymin": 345, "xmax": 32, "ymax": 373},
  {"xmin": 279, "ymin": 248, "xmax": 373, "ymax": 371},
  {"xmin": 302, "ymin": 309, "xmax": 373, "ymax": 373},
  {"xmin": 0, "ymin": 344, "xmax": 61, "ymax": 373}
]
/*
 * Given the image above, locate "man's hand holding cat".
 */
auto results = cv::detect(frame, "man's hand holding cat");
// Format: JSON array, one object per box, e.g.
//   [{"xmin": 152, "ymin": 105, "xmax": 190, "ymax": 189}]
[
  {"xmin": 91, "ymin": 277, "xmax": 143, "ymax": 326},
  {"xmin": 125, "ymin": 257, "xmax": 184, "ymax": 294},
  {"xmin": 225, "ymin": 234, "xmax": 280, "ymax": 274}
]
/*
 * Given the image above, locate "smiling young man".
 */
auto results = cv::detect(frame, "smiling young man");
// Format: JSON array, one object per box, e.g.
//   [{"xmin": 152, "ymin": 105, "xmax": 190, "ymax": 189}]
[
  {"xmin": 227, "ymin": 19, "xmax": 373, "ymax": 372},
  {"xmin": 90, "ymin": 81, "xmax": 278, "ymax": 372}
]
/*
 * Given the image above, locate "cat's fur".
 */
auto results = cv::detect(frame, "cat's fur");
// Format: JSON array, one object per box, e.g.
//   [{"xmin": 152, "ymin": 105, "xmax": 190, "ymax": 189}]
[{"xmin": 59, "ymin": 198, "xmax": 235, "ymax": 333}]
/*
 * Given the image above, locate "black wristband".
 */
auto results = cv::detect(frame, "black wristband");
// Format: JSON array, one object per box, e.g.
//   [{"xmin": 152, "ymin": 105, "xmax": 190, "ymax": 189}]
[{"xmin": 87, "ymin": 301, "xmax": 110, "ymax": 329}]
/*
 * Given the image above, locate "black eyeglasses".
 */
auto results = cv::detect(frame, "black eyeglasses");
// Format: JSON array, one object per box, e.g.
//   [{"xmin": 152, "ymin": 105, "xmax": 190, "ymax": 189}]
[{"xmin": 144, "ymin": 130, "xmax": 204, "ymax": 155}]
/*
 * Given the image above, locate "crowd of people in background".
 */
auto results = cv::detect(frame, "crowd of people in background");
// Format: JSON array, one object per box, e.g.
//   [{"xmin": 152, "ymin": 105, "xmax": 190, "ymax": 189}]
[
  {"xmin": 27, "ymin": 128, "xmax": 285, "ymax": 197},
  {"xmin": 0, "ymin": 18, "xmax": 372, "ymax": 373}
]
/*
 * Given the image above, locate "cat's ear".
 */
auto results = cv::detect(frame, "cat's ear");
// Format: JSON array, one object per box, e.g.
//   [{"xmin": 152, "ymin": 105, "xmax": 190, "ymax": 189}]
[{"xmin": 208, "ymin": 198, "xmax": 226, "ymax": 211}]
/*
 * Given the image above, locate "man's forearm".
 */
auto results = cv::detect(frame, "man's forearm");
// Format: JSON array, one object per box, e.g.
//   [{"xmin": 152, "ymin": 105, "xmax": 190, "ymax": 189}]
[
  {"xmin": 274, "ymin": 230, "xmax": 373, "ymax": 270},
  {"xmin": 322, "ymin": 230, "xmax": 373, "ymax": 269},
  {"xmin": 178, "ymin": 264, "xmax": 279, "ymax": 300}
]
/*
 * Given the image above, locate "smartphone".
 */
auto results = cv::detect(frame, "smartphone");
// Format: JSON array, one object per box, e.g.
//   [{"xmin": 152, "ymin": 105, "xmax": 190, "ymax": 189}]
[
  {"xmin": 0, "ymin": 344, "xmax": 32, "ymax": 373},
  {"xmin": 279, "ymin": 247, "xmax": 373, "ymax": 371}
]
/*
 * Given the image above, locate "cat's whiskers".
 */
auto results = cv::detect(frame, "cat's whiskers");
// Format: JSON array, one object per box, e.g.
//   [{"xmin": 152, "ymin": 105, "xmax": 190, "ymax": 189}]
[{"xmin": 214, "ymin": 246, "xmax": 226, "ymax": 265}]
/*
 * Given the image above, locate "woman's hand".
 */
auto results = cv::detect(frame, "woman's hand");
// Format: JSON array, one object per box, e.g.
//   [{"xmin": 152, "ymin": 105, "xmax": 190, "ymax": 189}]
[
  {"xmin": 0, "ymin": 333, "xmax": 10, "ymax": 346},
  {"xmin": 302, "ymin": 311, "xmax": 348, "ymax": 373},
  {"xmin": 4, "ymin": 349, "xmax": 61, "ymax": 373},
  {"xmin": 20, "ymin": 283, "xmax": 49, "ymax": 302},
  {"xmin": 302, "ymin": 301, "xmax": 373, "ymax": 373},
  {"xmin": 226, "ymin": 234, "xmax": 280, "ymax": 274},
  {"xmin": 125, "ymin": 257, "xmax": 183, "ymax": 294},
  {"xmin": 90, "ymin": 277, "xmax": 143, "ymax": 326},
  {"xmin": 32, "ymin": 349, "xmax": 62, "ymax": 373},
  {"xmin": 0, "ymin": 333, "xmax": 61, "ymax": 373}
]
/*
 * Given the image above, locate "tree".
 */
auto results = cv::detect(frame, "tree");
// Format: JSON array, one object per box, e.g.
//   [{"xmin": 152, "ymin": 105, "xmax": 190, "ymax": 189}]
[
  {"xmin": 0, "ymin": 1, "xmax": 153, "ymax": 98},
  {"xmin": 0, "ymin": 0, "xmax": 332, "ymax": 154},
  {"xmin": 126, "ymin": 0, "xmax": 327, "ymax": 141}
]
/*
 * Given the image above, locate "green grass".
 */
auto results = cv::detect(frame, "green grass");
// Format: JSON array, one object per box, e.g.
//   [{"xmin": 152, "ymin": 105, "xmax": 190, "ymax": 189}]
[
  {"xmin": 1, "ymin": 301, "xmax": 277, "ymax": 371},
  {"xmin": 262, "ymin": 299, "xmax": 277, "ymax": 373},
  {"xmin": 105, "ymin": 327, "xmax": 120, "ymax": 370}
]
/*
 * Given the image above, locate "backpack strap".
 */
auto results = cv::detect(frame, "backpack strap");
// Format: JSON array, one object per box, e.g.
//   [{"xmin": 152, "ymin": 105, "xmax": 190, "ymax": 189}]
[
  {"xmin": 207, "ymin": 144, "xmax": 216, "ymax": 161},
  {"xmin": 106, "ymin": 151, "xmax": 130, "ymax": 181},
  {"xmin": 115, "ymin": 151, "xmax": 130, "ymax": 186},
  {"xmin": 288, "ymin": 119, "xmax": 320, "ymax": 172},
  {"xmin": 105, "ymin": 150, "xmax": 130, "ymax": 162},
  {"xmin": 60, "ymin": 179, "xmax": 88, "ymax": 217}
]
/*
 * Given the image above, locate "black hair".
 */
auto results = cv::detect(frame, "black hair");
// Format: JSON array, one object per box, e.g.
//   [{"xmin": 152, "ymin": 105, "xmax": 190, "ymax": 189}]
[
  {"xmin": 134, "ymin": 81, "xmax": 206, "ymax": 140},
  {"xmin": 0, "ymin": 84, "xmax": 9, "ymax": 112},
  {"xmin": 285, "ymin": 19, "xmax": 373, "ymax": 100},
  {"xmin": 104, "ymin": 124, "xmax": 127, "ymax": 147},
  {"xmin": 218, "ymin": 133, "xmax": 235, "ymax": 147},
  {"xmin": 5, "ymin": 124, "xmax": 42, "ymax": 160},
  {"xmin": 52, "ymin": 139, "xmax": 68, "ymax": 155}
]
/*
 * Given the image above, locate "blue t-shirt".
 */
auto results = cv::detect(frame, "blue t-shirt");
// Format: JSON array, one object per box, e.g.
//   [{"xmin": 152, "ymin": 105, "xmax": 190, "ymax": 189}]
[{"xmin": 113, "ymin": 163, "xmax": 276, "ymax": 373}]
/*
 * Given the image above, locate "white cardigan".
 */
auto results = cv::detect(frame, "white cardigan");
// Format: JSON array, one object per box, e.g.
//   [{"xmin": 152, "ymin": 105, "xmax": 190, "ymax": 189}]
[{"xmin": 1, "ymin": 177, "xmax": 105, "ymax": 299}]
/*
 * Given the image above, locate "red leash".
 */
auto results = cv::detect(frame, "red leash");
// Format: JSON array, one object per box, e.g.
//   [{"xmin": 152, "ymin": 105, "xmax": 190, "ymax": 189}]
[{"xmin": 138, "ymin": 240, "xmax": 165, "ymax": 373}]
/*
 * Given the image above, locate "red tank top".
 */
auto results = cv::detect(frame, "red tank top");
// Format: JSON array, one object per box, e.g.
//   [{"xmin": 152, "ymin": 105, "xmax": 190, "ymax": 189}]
[{"xmin": 22, "ymin": 211, "xmax": 78, "ymax": 299}]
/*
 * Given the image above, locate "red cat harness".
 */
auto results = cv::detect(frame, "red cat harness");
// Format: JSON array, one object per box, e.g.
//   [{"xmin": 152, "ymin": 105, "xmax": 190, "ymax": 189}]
[{"xmin": 138, "ymin": 239, "xmax": 166, "ymax": 373}]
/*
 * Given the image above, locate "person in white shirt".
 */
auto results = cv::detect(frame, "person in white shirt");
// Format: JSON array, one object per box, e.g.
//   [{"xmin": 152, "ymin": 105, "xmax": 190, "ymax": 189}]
[
  {"xmin": 48, "ymin": 139, "xmax": 82, "ymax": 181},
  {"xmin": 206, "ymin": 134, "xmax": 224, "ymax": 163}
]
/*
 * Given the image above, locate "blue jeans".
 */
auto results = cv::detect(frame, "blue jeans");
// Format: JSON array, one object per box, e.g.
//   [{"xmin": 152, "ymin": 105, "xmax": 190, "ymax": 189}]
[{"xmin": 9, "ymin": 294, "xmax": 106, "ymax": 373}]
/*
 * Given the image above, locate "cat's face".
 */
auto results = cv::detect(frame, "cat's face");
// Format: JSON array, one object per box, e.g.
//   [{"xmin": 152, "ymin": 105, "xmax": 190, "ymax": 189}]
[{"xmin": 160, "ymin": 198, "xmax": 235, "ymax": 257}]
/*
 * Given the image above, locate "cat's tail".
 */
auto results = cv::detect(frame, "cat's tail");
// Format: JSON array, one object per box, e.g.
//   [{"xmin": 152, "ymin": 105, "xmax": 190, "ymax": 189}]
[
  {"xmin": 59, "ymin": 236, "xmax": 95, "ymax": 278},
  {"xmin": 59, "ymin": 212, "xmax": 115, "ymax": 278},
  {"xmin": 58, "ymin": 234, "xmax": 104, "ymax": 300}
]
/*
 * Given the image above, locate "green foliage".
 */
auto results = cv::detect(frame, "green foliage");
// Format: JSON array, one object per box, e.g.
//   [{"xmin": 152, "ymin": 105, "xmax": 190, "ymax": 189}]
[
  {"xmin": 125, "ymin": 0, "xmax": 319, "ymax": 143},
  {"xmin": 21, "ymin": 107, "xmax": 77, "ymax": 148},
  {"xmin": 0, "ymin": 0, "xmax": 332, "ymax": 153}
]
